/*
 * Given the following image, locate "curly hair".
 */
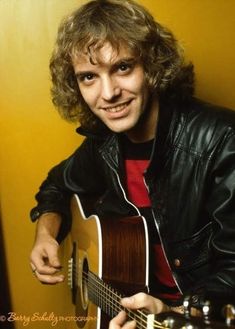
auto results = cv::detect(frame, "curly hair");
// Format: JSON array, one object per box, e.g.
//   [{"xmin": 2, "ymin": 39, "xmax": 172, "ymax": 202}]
[{"xmin": 50, "ymin": 0, "xmax": 194, "ymax": 131}]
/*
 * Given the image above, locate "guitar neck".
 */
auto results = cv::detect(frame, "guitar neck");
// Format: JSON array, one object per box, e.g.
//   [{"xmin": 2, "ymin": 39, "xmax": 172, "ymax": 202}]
[
  {"xmin": 87, "ymin": 271, "xmax": 122, "ymax": 318},
  {"xmin": 86, "ymin": 271, "xmax": 163, "ymax": 329}
]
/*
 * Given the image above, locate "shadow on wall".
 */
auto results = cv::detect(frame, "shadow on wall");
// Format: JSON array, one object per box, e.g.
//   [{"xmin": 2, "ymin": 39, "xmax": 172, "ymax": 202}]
[{"xmin": 0, "ymin": 210, "xmax": 14, "ymax": 329}]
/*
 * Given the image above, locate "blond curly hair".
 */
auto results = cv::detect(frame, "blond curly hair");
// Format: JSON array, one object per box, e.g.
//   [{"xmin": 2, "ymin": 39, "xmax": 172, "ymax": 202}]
[{"xmin": 50, "ymin": 0, "xmax": 194, "ymax": 131}]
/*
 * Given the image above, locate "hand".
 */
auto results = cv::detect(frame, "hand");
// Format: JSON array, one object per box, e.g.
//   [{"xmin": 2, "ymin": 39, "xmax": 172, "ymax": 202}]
[
  {"xmin": 30, "ymin": 213, "xmax": 64, "ymax": 284},
  {"xmin": 109, "ymin": 292, "xmax": 169, "ymax": 329},
  {"xmin": 109, "ymin": 311, "xmax": 136, "ymax": 329}
]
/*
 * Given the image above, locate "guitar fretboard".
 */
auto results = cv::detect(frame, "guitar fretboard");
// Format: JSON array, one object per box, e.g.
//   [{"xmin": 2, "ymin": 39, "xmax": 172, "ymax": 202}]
[{"xmin": 84, "ymin": 270, "xmax": 165, "ymax": 329}]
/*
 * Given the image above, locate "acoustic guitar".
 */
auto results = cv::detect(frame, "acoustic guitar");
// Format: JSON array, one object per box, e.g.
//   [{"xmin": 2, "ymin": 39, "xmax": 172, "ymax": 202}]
[{"xmin": 67, "ymin": 194, "xmax": 235, "ymax": 329}]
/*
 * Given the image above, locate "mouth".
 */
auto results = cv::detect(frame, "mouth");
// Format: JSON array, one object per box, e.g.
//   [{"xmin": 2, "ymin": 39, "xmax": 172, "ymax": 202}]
[{"xmin": 102, "ymin": 100, "xmax": 132, "ymax": 113}]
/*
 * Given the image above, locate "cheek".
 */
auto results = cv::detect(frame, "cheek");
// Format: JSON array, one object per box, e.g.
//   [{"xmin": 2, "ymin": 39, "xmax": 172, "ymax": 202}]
[
  {"xmin": 125, "ymin": 71, "xmax": 146, "ymax": 95},
  {"xmin": 79, "ymin": 86, "xmax": 98, "ymax": 109}
]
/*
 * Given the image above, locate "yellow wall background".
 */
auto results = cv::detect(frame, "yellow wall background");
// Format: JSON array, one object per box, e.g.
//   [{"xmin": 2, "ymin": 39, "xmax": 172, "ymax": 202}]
[{"xmin": 0, "ymin": 1, "xmax": 235, "ymax": 328}]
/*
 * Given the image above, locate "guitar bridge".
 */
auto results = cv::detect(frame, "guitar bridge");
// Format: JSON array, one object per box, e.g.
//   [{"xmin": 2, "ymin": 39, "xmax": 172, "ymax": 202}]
[{"xmin": 68, "ymin": 257, "xmax": 73, "ymax": 289}]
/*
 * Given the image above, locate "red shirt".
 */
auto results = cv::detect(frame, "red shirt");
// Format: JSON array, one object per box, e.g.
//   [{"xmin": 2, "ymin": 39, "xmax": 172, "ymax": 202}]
[{"xmin": 123, "ymin": 136, "xmax": 181, "ymax": 301}]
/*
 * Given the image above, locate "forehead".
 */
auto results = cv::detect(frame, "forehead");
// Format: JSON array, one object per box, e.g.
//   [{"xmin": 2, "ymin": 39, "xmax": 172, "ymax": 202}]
[{"xmin": 72, "ymin": 42, "xmax": 134, "ymax": 67}]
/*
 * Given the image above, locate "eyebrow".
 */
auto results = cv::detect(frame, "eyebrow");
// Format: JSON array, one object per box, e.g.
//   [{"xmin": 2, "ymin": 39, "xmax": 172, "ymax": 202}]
[
  {"xmin": 113, "ymin": 57, "xmax": 136, "ymax": 67},
  {"xmin": 74, "ymin": 56, "xmax": 137, "ymax": 77}
]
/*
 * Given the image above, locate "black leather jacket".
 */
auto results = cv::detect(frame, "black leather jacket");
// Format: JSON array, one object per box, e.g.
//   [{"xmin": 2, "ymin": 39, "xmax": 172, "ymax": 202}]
[{"xmin": 31, "ymin": 97, "xmax": 235, "ymax": 309}]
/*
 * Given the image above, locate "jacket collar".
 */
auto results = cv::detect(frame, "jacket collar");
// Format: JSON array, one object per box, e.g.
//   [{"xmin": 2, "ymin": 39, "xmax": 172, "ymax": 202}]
[
  {"xmin": 146, "ymin": 97, "xmax": 177, "ymax": 178},
  {"xmin": 98, "ymin": 133, "xmax": 121, "ymax": 171},
  {"xmin": 96, "ymin": 98, "xmax": 176, "ymax": 175},
  {"xmin": 77, "ymin": 97, "xmax": 190, "ymax": 175}
]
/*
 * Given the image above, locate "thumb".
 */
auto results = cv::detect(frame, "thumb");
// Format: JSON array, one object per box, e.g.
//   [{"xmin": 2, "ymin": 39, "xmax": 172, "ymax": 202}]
[
  {"xmin": 121, "ymin": 293, "xmax": 163, "ymax": 314},
  {"xmin": 121, "ymin": 296, "xmax": 138, "ymax": 309},
  {"xmin": 46, "ymin": 245, "xmax": 61, "ymax": 268}
]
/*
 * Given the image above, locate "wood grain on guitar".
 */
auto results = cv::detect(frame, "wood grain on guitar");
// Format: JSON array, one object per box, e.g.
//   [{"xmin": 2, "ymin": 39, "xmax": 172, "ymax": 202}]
[{"xmin": 67, "ymin": 194, "xmax": 235, "ymax": 329}]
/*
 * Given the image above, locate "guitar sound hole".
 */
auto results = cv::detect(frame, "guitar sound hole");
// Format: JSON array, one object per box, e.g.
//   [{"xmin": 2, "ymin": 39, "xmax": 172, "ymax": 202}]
[
  {"xmin": 74, "ymin": 255, "xmax": 89, "ymax": 328},
  {"xmin": 81, "ymin": 257, "xmax": 89, "ymax": 310}
]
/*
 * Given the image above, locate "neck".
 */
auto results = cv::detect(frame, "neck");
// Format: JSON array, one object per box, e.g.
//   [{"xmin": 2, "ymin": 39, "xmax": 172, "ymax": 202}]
[
  {"xmin": 86, "ymin": 270, "xmax": 162, "ymax": 328},
  {"xmin": 125, "ymin": 97, "xmax": 159, "ymax": 143}
]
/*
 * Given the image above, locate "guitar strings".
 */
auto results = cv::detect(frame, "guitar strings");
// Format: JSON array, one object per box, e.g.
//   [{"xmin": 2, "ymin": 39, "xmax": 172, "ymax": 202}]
[
  {"xmin": 81, "ymin": 270, "xmax": 167, "ymax": 329},
  {"xmin": 83, "ymin": 271, "xmax": 149, "ymax": 328},
  {"xmin": 71, "ymin": 258, "xmax": 166, "ymax": 328},
  {"xmin": 83, "ymin": 271, "xmax": 167, "ymax": 329},
  {"xmin": 85, "ymin": 271, "xmax": 123, "ymax": 318}
]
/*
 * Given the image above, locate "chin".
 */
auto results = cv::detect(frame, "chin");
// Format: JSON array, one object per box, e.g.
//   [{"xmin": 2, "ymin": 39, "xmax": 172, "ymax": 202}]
[
  {"xmin": 107, "ymin": 118, "xmax": 138, "ymax": 134},
  {"xmin": 108, "ymin": 125, "xmax": 133, "ymax": 134}
]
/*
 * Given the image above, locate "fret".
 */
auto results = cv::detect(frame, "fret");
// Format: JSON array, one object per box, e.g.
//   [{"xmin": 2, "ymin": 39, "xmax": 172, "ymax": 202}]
[
  {"xmin": 146, "ymin": 314, "xmax": 155, "ymax": 329},
  {"xmin": 87, "ymin": 271, "xmax": 120, "ymax": 317},
  {"xmin": 104, "ymin": 288, "xmax": 109, "ymax": 311}
]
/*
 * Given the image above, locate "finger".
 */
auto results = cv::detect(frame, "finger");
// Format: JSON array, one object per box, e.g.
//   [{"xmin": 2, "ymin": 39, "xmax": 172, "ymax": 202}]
[
  {"xmin": 113, "ymin": 311, "xmax": 136, "ymax": 328},
  {"xmin": 31, "ymin": 265, "xmax": 37, "ymax": 274},
  {"xmin": 30, "ymin": 246, "xmax": 61, "ymax": 274},
  {"xmin": 110, "ymin": 311, "xmax": 127, "ymax": 327},
  {"xmin": 30, "ymin": 260, "xmax": 63, "ymax": 281},
  {"xmin": 109, "ymin": 311, "xmax": 136, "ymax": 329},
  {"xmin": 46, "ymin": 246, "xmax": 62, "ymax": 268},
  {"xmin": 30, "ymin": 257, "xmax": 61, "ymax": 275},
  {"xmin": 33, "ymin": 270, "xmax": 64, "ymax": 284},
  {"xmin": 122, "ymin": 321, "xmax": 136, "ymax": 329},
  {"xmin": 121, "ymin": 294, "xmax": 145, "ymax": 310},
  {"xmin": 121, "ymin": 293, "xmax": 160, "ymax": 314}
]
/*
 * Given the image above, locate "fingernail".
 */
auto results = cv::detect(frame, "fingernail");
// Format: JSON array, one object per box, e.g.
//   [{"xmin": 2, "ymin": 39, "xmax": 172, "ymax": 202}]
[{"xmin": 55, "ymin": 267, "xmax": 63, "ymax": 272}]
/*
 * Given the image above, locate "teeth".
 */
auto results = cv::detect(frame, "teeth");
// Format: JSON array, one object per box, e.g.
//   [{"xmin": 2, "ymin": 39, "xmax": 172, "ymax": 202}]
[{"xmin": 105, "ymin": 102, "xmax": 128, "ymax": 113}]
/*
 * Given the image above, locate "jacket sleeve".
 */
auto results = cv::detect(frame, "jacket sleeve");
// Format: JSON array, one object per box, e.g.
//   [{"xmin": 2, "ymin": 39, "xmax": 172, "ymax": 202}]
[
  {"xmin": 194, "ymin": 129, "xmax": 235, "ymax": 312},
  {"xmin": 30, "ymin": 137, "xmax": 105, "ymax": 239}
]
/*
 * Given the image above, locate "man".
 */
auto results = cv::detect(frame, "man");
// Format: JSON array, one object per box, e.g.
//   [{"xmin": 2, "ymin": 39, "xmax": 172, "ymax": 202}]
[{"xmin": 30, "ymin": 0, "xmax": 235, "ymax": 328}]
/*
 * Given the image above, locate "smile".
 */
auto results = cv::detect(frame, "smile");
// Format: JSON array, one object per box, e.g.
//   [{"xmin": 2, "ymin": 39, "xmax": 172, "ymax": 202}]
[{"xmin": 103, "ymin": 101, "xmax": 131, "ymax": 113}]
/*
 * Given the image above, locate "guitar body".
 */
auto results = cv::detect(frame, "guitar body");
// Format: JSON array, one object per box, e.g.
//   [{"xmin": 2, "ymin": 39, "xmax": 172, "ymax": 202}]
[
  {"xmin": 67, "ymin": 195, "xmax": 235, "ymax": 329},
  {"xmin": 69, "ymin": 194, "xmax": 150, "ymax": 329}
]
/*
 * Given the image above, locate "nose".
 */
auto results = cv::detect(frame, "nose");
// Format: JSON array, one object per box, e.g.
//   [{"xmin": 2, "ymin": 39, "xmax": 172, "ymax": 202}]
[{"xmin": 101, "ymin": 75, "xmax": 121, "ymax": 101}]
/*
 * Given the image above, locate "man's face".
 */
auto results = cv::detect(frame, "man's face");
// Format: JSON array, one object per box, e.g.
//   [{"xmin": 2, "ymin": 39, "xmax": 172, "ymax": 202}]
[{"xmin": 72, "ymin": 43, "xmax": 151, "ymax": 137}]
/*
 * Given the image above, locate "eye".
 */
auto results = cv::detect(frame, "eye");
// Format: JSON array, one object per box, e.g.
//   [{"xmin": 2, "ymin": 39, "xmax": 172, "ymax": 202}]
[
  {"xmin": 78, "ymin": 73, "xmax": 94, "ymax": 82},
  {"xmin": 77, "ymin": 72, "xmax": 95, "ymax": 84},
  {"xmin": 118, "ymin": 63, "xmax": 132, "ymax": 72}
]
